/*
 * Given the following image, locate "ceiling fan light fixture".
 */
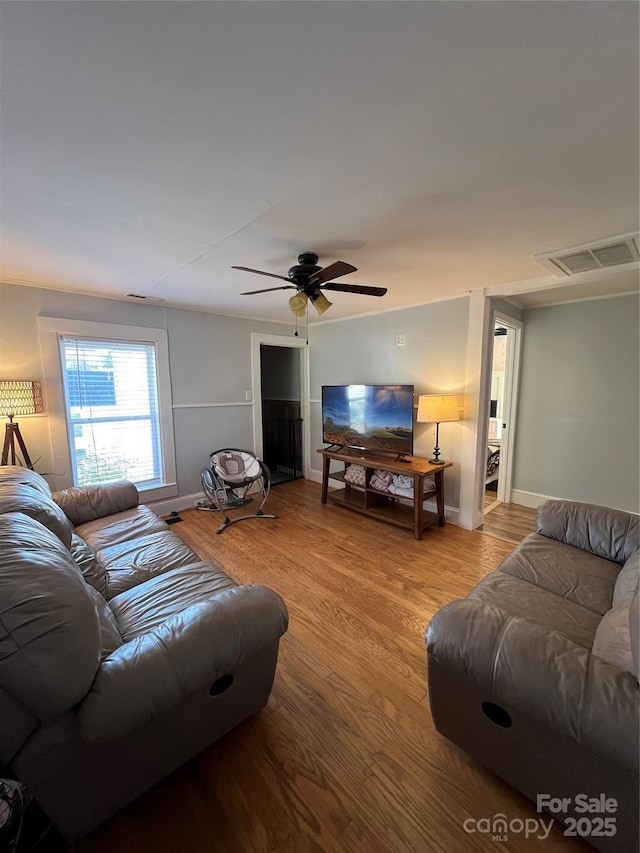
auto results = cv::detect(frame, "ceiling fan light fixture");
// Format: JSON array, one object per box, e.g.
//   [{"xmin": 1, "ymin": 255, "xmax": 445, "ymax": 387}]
[
  {"xmin": 310, "ymin": 291, "xmax": 332, "ymax": 315},
  {"xmin": 288, "ymin": 292, "xmax": 308, "ymax": 317}
]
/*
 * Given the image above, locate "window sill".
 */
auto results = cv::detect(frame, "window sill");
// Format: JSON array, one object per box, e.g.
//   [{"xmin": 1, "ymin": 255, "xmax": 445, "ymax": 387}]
[{"xmin": 138, "ymin": 482, "xmax": 178, "ymax": 503}]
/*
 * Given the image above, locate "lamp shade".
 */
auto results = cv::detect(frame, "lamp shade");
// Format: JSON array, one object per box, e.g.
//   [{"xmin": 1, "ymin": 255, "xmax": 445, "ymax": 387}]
[
  {"xmin": 417, "ymin": 394, "xmax": 459, "ymax": 424},
  {"xmin": 288, "ymin": 292, "xmax": 308, "ymax": 317},
  {"xmin": 310, "ymin": 292, "xmax": 332, "ymax": 316},
  {"xmin": 0, "ymin": 380, "xmax": 44, "ymax": 417}
]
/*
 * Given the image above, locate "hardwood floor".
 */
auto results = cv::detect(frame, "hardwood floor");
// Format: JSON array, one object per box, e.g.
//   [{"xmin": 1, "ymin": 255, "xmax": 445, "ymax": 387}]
[
  {"xmin": 481, "ymin": 500, "xmax": 537, "ymax": 543},
  {"xmin": 72, "ymin": 480, "xmax": 581, "ymax": 853}
]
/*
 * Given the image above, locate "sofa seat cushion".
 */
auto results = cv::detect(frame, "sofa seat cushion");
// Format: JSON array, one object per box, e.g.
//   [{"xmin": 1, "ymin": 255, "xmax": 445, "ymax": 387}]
[
  {"xmin": 98, "ymin": 530, "xmax": 204, "ymax": 598},
  {"xmin": 498, "ymin": 533, "xmax": 619, "ymax": 616},
  {"xmin": 76, "ymin": 505, "xmax": 168, "ymax": 551},
  {"xmin": 468, "ymin": 571, "xmax": 602, "ymax": 648},
  {"xmin": 109, "ymin": 562, "xmax": 237, "ymax": 641}
]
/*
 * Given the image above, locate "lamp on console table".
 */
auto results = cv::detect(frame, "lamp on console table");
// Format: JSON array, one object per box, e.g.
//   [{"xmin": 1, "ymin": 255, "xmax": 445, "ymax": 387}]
[
  {"xmin": 0, "ymin": 380, "xmax": 44, "ymax": 468},
  {"xmin": 417, "ymin": 394, "xmax": 459, "ymax": 465}
]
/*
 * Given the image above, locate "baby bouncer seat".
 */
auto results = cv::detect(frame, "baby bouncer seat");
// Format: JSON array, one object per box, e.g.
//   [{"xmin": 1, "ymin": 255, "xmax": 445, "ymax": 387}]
[{"xmin": 199, "ymin": 448, "xmax": 277, "ymax": 534}]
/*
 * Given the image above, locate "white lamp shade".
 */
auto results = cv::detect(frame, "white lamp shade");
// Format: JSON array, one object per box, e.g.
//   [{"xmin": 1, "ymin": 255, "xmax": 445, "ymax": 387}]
[{"xmin": 417, "ymin": 394, "xmax": 459, "ymax": 424}]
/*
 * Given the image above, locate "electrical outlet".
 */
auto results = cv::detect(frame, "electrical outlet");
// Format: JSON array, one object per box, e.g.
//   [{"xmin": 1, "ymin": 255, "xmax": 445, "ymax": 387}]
[
  {"xmin": 396, "ymin": 334, "xmax": 406, "ymax": 347},
  {"xmin": 245, "ymin": 390, "xmax": 253, "ymax": 401}
]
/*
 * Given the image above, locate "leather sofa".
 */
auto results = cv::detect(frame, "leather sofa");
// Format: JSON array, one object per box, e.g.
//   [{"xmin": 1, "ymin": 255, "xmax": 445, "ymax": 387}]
[
  {"xmin": 426, "ymin": 500, "xmax": 639, "ymax": 853},
  {"xmin": 0, "ymin": 465, "xmax": 288, "ymax": 842}
]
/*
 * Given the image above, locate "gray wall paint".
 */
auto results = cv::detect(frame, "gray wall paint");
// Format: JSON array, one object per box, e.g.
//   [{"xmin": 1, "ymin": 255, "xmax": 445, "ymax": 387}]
[
  {"xmin": 4, "ymin": 279, "xmax": 637, "ymax": 516},
  {"xmin": 490, "ymin": 297, "xmax": 522, "ymax": 323},
  {"xmin": 0, "ymin": 282, "xmax": 292, "ymax": 495},
  {"xmin": 260, "ymin": 345, "xmax": 301, "ymax": 400},
  {"xmin": 513, "ymin": 294, "xmax": 639, "ymax": 512},
  {"xmin": 309, "ymin": 297, "xmax": 470, "ymax": 509}
]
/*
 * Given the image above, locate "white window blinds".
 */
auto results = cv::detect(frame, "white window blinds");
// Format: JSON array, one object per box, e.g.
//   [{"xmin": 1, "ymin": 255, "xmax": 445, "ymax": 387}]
[{"xmin": 60, "ymin": 336, "xmax": 163, "ymax": 488}]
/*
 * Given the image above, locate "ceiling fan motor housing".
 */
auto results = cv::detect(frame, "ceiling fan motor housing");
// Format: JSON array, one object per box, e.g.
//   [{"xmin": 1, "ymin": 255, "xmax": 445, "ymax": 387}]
[{"xmin": 289, "ymin": 252, "xmax": 322, "ymax": 289}]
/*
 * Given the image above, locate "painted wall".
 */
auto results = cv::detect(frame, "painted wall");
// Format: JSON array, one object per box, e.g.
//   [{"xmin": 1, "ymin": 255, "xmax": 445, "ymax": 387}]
[
  {"xmin": 260, "ymin": 345, "xmax": 301, "ymax": 400},
  {"xmin": 4, "ymin": 279, "xmax": 636, "ymax": 518},
  {"xmin": 309, "ymin": 297, "xmax": 470, "ymax": 512},
  {"xmin": 0, "ymin": 282, "xmax": 293, "ymax": 497},
  {"xmin": 513, "ymin": 294, "xmax": 639, "ymax": 512}
]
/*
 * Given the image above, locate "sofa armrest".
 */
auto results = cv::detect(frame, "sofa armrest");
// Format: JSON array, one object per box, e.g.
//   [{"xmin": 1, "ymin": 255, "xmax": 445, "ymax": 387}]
[
  {"xmin": 52, "ymin": 480, "xmax": 139, "ymax": 525},
  {"xmin": 426, "ymin": 599, "xmax": 639, "ymax": 771},
  {"xmin": 536, "ymin": 499, "xmax": 639, "ymax": 563},
  {"xmin": 76, "ymin": 585, "xmax": 288, "ymax": 742}
]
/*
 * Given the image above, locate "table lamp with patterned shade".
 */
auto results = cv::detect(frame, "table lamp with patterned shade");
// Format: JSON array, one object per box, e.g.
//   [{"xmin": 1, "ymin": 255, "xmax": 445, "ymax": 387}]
[
  {"xmin": 0, "ymin": 380, "xmax": 44, "ymax": 468},
  {"xmin": 417, "ymin": 394, "xmax": 459, "ymax": 465}
]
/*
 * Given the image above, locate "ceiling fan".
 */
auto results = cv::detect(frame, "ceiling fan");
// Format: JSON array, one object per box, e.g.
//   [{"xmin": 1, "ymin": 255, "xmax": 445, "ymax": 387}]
[{"xmin": 232, "ymin": 252, "xmax": 387, "ymax": 316}]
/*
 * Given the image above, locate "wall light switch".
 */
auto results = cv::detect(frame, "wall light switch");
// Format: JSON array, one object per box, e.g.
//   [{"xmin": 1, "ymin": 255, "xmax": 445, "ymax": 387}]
[
  {"xmin": 396, "ymin": 334, "xmax": 406, "ymax": 347},
  {"xmin": 245, "ymin": 390, "xmax": 252, "ymax": 401}
]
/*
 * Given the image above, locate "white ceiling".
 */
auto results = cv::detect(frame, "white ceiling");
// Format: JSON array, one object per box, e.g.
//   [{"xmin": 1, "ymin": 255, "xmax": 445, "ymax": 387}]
[{"xmin": 1, "ymin": 1, "xmax": 638, "ymax": 323}]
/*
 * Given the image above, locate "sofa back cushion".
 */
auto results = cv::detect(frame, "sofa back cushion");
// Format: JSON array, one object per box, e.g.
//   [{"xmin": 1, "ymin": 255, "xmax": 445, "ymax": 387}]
[
  {"xmin": 53, "ymin": 480, "xmax": 138, "ymax": 526},
  {"xmin": 537, "ymin": 500, "xmax": 639, "ymax": 563},
  {"xmin": 0, "ymin": 465, "xmax": 52, "ymax": 497},
  {"xmin": 0, "ymin": 483, "xmax": 73, "ymax": 548},
  {"xmin": 0, "ymin": 513, "xmax": 101, "ymax": 721},
  {"xmin": 613, "ymin": 550, "xmax": 640, "ymax": 609},
  {"xmin": 592, "ymin": 576, "xmax": 639, "ymax": 680},
  {"xmin": 70, "ymin": 533, "xmax": 108, "ymax": 596},
  {"xmin": 85, "ymin": 585, "xmax": 123, "ymax": 659},
  {"xmin": 630, "ymin": 587, "xmax": 639, "ymax": 680}
]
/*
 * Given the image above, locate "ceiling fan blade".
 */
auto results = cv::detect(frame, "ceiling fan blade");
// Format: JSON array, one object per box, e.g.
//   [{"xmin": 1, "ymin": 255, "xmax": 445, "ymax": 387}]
[
  {"xmin": 308, "ymin": 261, "xmax": 357, "ymax": 285},
  {"xmin": 232, "ymin": 266, "xmax": 292, "ymax": 283},
  {"xmin": 321, "ymin": 283, "xmax": 387, "ymax": 297},
  {"xmin": 241, "ymin": 285, "xmax": 296, "ymax": 295}
]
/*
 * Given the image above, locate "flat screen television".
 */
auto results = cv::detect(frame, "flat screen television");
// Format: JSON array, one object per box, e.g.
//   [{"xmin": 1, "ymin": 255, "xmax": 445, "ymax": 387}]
[{"xmin": 322, "ymin": 384, "xmax": 414, "ymax": 456}]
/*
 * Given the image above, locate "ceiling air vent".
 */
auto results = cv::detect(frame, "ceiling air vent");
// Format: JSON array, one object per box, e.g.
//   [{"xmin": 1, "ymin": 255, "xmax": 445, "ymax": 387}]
[
  {"xmin": 127, "ymin": 293, "xmax": 166, "ymax": 303},
  {"xmin": 534, "ymin": 233, "xmax": 640, "ymax": 276}
]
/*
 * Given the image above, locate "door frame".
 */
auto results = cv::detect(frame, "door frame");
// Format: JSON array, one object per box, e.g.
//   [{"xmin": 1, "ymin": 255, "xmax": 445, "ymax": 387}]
[
  {"xmin": 484, "ymin": 311, "xmax": 523, "ymax": 510},
  {"xmin": 496, "ymin": 313, "xmax": 522, "ymax": 503},
  {"xmin": 250, "ymin": 333, "xmax": 310, "ymax": 478}
]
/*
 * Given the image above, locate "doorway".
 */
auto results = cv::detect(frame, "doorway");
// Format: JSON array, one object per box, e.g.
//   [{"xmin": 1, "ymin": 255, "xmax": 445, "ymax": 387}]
[
  {"xmin": 260, "ymin": 345, "xmax": 303, "ymax": 484},
  {"xmin": 483, "ymin": 314, "xmax": 522, "ymax": 516},
  {"xmin": 250, "ymin": 332, "xmax": 309, "ymax": 484}
]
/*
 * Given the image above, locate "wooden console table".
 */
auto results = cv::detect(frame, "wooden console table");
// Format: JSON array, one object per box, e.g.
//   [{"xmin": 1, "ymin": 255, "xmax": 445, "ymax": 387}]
[{"xmin": 319, "ymin": 447, "xmax": 452, "ymax": 540}]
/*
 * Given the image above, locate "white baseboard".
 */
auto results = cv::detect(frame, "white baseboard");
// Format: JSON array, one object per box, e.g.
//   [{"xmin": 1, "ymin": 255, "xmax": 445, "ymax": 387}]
[
  {"xmin": 510, "ymin": 488, "xmax": 559, "ymax": 509},
  {"xmin": 307, "ymin": 466, "xmax": 323, "ymax": 484},
  {"xmin": 148, "ymin": 491, "xmax": 204, "ymax": 516}
]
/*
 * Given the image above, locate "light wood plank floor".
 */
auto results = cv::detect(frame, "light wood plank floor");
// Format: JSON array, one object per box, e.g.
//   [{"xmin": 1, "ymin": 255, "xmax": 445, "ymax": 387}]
[
  {"xmin": 73, "ymin": 480, "xmax": 582, "ymax": 853},
  {"xmin": 481, "ymin": 499, "xmax": 537, "ymax": 543}
]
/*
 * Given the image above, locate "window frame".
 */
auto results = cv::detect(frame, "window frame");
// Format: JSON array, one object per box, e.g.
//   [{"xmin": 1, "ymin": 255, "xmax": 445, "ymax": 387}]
[{"xmin": 39, "ymin": 318, "xmax": 177, "ymax": 502}]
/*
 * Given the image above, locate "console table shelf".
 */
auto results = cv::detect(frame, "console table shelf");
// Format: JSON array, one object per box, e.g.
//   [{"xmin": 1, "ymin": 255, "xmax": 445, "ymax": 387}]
[{"xmin": 318, "ymin": 447, "xmax": 452, "ymax": 540}]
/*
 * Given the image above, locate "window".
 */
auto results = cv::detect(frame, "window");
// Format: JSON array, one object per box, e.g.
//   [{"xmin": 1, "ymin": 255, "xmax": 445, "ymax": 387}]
[
  {"xmin": 39, "ymin": 318, "xmax": 177, "ymax": 501},
  {"xmin": 60, "ymin": 337, "xmax": 162, "ymax": 488}
]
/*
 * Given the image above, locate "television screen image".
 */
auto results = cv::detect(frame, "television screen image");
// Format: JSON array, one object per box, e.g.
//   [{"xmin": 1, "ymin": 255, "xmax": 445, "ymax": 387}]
[{"xmin": 322, "ymin": 384, "xmax": 414, "ymax": 455}]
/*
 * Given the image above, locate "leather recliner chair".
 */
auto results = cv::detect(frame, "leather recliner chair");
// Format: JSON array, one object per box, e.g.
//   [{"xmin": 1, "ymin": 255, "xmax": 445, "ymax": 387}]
[
  {"xmin": 0, "ymin": 466, "xmax": 288, "ymax": 841},
  {"xmin": 426, "ymin": 500, "xmax": 639, "ymax": 853}
]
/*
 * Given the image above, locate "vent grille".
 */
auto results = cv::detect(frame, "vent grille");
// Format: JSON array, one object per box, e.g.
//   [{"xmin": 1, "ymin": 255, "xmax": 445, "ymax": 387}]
[
  {"xmin": 535, "ymin": 233, "xmax": 639, "ymax": 276},
  {"xmin": 127, "ymin": 293, "xmax": 166, "ymax": 303}
]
